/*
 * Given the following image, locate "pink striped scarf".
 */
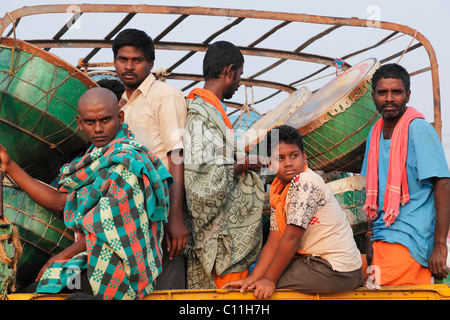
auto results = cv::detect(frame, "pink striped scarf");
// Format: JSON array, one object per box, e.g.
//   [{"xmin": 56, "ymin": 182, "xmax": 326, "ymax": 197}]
[{"xmin": 363, "ymin": 107, "xmax": 425, "ymax": 226}]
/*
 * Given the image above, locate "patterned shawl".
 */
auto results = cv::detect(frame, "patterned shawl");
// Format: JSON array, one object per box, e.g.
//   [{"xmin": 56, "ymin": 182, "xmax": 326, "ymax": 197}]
[
  {"xmin": 36, "ymin": 124, "xmax": 172, "ymax": 300},
  {"xmin": 363, "ymin": 107, "xmax": 425, "ymax": 226},
  {"xmin": 184, "ymin": 93, "xmax": 264, "ymax": 289}
]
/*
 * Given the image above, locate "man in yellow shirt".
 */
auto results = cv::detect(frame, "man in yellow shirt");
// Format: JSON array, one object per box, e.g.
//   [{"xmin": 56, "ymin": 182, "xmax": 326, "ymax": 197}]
[{"xmin": 113, "ymin": 28, "xmax": 187, "ymax": 290}]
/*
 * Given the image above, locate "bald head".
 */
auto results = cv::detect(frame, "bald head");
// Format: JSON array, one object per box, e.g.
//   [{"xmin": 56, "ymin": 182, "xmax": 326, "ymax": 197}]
[
  {"xmin": 78, "ymin": 87, "xmax": 119, "ymax": 113},
  {"xmin": 76, "ymin": 87, "xmax": 125, "ymax": 147}
]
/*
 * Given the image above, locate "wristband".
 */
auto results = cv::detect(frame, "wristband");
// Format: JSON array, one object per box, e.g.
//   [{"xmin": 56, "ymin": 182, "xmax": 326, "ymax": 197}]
[{"xmin": 241, "ymin": 157, "xmax": 249, "ymax": 177}]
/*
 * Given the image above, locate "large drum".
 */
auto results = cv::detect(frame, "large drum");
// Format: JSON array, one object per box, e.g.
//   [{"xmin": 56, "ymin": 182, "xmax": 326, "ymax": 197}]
[
  {"xmin": 86, "ymin": 69, "xmax": 120, "ymax": 82},
  {"xmin": 285, "ymin": 58, "xmax": 380, "ymax": 173},
  {"xmin": 0, "ymin": 37, "xmax": 97, "ymax": 183},
  {"xmin": 1, "ymin": 183, "xmax": 75, "ymax": 288},
  {"xmin": 327, "ymin": 175, "xmax": 368, "ymax": 253},
  {"xmin": 238, "ymin": 86, "xmax": 312, "ymax": 154}
]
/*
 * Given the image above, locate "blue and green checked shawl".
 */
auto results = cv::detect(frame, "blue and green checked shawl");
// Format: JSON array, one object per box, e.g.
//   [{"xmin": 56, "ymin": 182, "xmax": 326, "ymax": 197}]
[{"xmin": 36, "ymin": 124, "xmax": 172, "ymax": 300}]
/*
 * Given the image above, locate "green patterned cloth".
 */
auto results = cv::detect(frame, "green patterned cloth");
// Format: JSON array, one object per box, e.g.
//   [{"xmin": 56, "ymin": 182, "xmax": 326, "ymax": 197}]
[
  {"xmin": 36, "ymin": 124, "xmax": 172, "ymax": 300},
  {"xmin": 184, "ymin": 96, "xmax": 264, "ymax": 289},
  {"xmin": 0, "ymin": 220, "xmax": 19, "ymax": 294}
]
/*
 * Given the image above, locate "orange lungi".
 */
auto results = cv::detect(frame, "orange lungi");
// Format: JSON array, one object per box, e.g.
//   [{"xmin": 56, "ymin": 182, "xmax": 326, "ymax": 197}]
[
  {"xmin": 371, "ymin": 240, "xmax": 432, "ymax": 286},
  {"xmin": 213, "ymin": 270, "xmax": 249, "ymax": 289}
]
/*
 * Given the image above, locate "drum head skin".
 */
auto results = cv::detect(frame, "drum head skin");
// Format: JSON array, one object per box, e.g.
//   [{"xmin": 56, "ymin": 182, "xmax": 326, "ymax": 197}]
[
  {"xmin": 239, "ymin": 86, "xmax": 312, "ymax": 153},
  {"xmin": 286, "ymin": 58, "xmax": 379, "ymax": 133},
  {"xmin": 285, "ymin": 58, "xmax": 380, "ymax": 172}
]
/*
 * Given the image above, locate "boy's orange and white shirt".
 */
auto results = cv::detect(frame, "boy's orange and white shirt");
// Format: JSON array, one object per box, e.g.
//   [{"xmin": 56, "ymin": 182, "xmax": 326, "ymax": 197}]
[{"xmin": 270, "ymin": 168, "xmax": 362, "ymax": 272}]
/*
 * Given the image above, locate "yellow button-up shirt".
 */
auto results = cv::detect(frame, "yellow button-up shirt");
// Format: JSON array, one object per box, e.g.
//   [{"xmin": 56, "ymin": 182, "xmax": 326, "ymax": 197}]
[{"xmin": 120, "ymin": 73, "xmax": 187, "ymax": 168}]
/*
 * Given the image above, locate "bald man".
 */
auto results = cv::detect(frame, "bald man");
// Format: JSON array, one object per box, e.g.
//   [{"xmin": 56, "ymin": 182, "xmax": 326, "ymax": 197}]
[
  {"xmin": 0, "ymin": 87, "xmax": 173, "ymax": 299},
  {"xmin": 76, "ymin": 86, "xmax": 125, "ymax": 148}
]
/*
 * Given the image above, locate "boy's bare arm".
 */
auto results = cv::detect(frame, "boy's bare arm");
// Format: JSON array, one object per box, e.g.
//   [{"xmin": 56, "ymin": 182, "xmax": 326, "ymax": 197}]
[
  {"xmin": 222, "ymin": 230, "xmax": 280, "ymax": 291},
  {"xmin": 35, "ymin": 235, "xmax": 87, "ymax": 281},
  {"xmin": 263, "ymin": 224, "xmax": 305, "ymax": 284},
  {"xmin": 249, "ymin": 230, "xmax": 280, "ymax": 280}
]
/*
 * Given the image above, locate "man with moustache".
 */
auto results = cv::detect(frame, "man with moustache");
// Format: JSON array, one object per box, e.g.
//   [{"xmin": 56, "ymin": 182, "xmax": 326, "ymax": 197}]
[
  {"xmin": 361, "ymin": 63, "xmax": 450, "ymax": 286},
  {"xmin": 183, "ymin": 41, "xmax": 266, "ymax": 289},
  {"xmin": 113, "ymin": 29, "xmax": 187, "ymax": 290}
]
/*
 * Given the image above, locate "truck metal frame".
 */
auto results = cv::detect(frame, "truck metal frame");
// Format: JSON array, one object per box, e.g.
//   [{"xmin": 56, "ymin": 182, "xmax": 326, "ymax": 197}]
[{"xmin": 0, "ymin": 4, "xmax": 441, "ymax": 137}]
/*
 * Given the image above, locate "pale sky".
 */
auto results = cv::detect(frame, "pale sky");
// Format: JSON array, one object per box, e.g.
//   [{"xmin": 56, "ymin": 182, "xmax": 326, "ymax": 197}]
[{"xmin": 1, "ymin": 0, "xmax": 449, "ymax": 167}]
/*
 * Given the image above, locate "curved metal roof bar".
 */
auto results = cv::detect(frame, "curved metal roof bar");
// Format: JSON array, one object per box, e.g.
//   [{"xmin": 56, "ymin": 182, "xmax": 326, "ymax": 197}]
[{"xmin": 0, "ymin": 4, "xmax": 441, "ymax": 137}]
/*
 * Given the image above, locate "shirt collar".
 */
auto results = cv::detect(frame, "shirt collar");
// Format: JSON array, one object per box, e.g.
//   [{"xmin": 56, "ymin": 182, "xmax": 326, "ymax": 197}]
[{"xmin": 120, "ymin": 73, "xmax": 156, "ymax": 104}]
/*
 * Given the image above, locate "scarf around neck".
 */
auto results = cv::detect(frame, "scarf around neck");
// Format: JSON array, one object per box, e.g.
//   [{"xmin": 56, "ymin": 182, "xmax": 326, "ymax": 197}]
[
  {"xmin": 363, "ymin": 107, "xmax": 425, "ymax": 226},
  {"xmin": 187, "ymin": 88, "xmax": 233, "ymax": 129},
  {"xmin": 270, "ymin": 177, "xmax": 291, "ymax": 237},
  {"xmin": 270, "ymin": 167, "xmax": 309, "ymax": 255}
]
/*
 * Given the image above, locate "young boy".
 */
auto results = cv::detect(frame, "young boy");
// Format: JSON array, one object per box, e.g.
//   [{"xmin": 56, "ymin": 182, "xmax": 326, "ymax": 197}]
[{"xmin": 223, "ymin": 125, "xmax": 363, "ymax": 299}]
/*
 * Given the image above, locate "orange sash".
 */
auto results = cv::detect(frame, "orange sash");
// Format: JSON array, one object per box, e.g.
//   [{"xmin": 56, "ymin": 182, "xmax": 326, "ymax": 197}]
[
  {"xmin": 270, "ymin": 173, "xmax": 309, "ymax": 255},
  {"xmin": 270, "ymin": 177, "xmax": 291, "ymax": 238},
  {"xmin": 213, "ymin": 270, "xmax": 249, "ymax": 289},
  {"xmin": 186, "ymin": 88, "xmax": 233, "ymax": 129}
]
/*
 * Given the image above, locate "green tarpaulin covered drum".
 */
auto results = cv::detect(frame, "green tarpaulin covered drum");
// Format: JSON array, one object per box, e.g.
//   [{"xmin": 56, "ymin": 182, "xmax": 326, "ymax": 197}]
[
  {"xmin": 0, "ymin": 37, "xmax": 97, "ymax": 183},
  {"xmin": 327, "ymin": 175, "xmax": 368, "ymax": 253},
  {"xmin": 2, "ymin": 183, "xmax": 74, "ymax": 288}
]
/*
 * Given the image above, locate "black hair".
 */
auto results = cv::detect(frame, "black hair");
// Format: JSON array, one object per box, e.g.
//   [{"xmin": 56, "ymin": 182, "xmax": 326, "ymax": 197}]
[
  {"xmin": 112, "ymin": 28, "xmax": 155, "ymax": 62},
  {"xmin": 203, "ymin": 41, "xmax": 244, "ymax": 81},
  {"xmin": 371, "ymin": 63, "xmax": 410, "ymax": 92},
  {"xmin": 97, "ymin": 79, "xmax": 125, "ymax": 102},
  {"xmin": 266, "ymin": 125, "xmax": 304, "ymax": 157}
]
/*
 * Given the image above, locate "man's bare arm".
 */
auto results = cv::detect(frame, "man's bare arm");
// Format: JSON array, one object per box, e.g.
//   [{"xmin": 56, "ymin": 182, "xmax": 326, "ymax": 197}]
[
  {"xmin": 429, "ymin": 177, "xmax": 450, "ymax": 279},
  {"xmin": 0, "ymin": 143, "xmax": 67, "ymax": 214}
]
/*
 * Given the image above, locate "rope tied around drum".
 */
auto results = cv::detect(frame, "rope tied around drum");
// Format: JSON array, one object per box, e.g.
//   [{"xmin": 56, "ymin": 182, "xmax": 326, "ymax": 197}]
[
  {"xmin": 233, "ymin": 85, "xmax": 261, "ymax": 129},
  {"xmin": 154, "ymin": 67, "xmax": 171, "ymax": 82},
  {"xmin": 293, "ymin": 29, "xmax": 419, "ymax": 89},
  {"xmin": 5, "ymin": 12, "xmax": 17, "ymax": 76},
  {"xmin": 396, "ymin": 29, "xmax": 418, "ymax": 63},
  {"xmin": 293, "ymin": 60, "xmax": 346, "ymax": 88},
  {"xmin": 0, "ymin": 170, "xmax": 23, "ymax": 295},
  {"xmin": 0, "ymin": 216, "xmax": 23, "ymax": 276}
]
